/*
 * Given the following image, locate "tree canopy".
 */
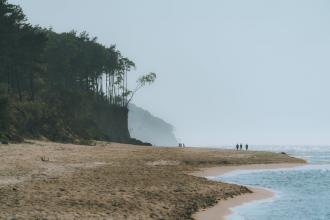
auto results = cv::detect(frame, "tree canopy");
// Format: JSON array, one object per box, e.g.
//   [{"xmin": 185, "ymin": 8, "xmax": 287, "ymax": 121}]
[{"xmin": 0, "ymin": 0, "xmax": 155, "ymax": 144}]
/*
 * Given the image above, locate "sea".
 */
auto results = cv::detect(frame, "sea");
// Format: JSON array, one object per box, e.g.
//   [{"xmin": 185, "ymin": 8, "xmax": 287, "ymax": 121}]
[{"xmin": 210, "ymin": 145, "xmax": 330, "ymax": 220}]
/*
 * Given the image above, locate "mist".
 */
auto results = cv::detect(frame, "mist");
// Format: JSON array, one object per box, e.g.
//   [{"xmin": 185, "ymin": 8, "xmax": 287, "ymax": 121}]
[{"xmin": 10, "ymin": 0, "xmax": 330, "ymax": 146}]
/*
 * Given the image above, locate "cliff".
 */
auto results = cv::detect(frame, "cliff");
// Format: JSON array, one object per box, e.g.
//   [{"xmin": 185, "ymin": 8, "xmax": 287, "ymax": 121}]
[{"xmin": 128, "ymin": 104, "xmax": 178, "ymax": 146}]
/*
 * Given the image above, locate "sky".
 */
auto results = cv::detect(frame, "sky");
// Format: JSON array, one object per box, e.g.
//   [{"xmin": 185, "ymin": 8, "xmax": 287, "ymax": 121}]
[{"xmin": 9, "ymin": 0, "xmax": 330, "ymax": 146}]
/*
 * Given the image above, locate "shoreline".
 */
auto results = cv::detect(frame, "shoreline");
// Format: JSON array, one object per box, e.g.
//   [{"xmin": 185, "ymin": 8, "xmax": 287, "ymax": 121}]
[
  {"xmin": 0, "ymin": 140, "xmax": 306, "ymax": 219},
  {"xmin": 193, "ymin": 163, "xmax": 306, "ymax": 220}
]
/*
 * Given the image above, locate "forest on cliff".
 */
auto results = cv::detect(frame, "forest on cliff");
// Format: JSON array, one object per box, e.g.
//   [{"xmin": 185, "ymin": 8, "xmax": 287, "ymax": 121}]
[{"xmin": 0, "ymin": 0, "xmax": 155, "ymax": 144}]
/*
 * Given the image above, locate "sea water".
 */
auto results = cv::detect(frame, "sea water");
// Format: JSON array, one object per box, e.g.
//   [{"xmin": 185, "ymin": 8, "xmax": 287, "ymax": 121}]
[{"xmin": 211, "ymin": 146, "xmax": 330, "ymax": 220}]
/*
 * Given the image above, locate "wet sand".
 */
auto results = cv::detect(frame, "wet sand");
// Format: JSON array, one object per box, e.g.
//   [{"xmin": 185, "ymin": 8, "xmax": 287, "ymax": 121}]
[
  {"xmin": 193, "ymin": 163, "xmax": 306, "ymax": 220},
  {"xmin": 194, "ymin": 187, "xmax": 273, "ymax": 220},
  {"xmin": 193, "ymin": 163, "xmax": 305, "ymax": 178}
]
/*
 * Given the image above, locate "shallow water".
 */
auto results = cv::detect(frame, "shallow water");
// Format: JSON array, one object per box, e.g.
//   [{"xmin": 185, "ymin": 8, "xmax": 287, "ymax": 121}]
[{"xmin": 212, "ymin": 146, "xmax": 330, "ymax": 220}]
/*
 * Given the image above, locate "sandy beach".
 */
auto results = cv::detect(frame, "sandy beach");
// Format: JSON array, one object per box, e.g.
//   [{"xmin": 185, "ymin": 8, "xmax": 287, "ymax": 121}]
[
  {"xmin": 193, "ymin": 163, "xmax": 305, "ymax": 177},
  {"xmin": 0, "ymin": 140, "xmax": 305, "ymax": 219},
  {"xmin": 194, "ymin": 187, "xmax": 273, "ymax": 220},
  {"xmin": 193, "ymin": 163, "xmax": 306, "ymax": 220}
]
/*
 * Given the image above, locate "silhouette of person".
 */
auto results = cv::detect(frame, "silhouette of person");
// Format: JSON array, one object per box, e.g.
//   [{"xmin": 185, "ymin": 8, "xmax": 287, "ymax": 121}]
[
  {"xmin": 245, "ymin": 144, "xmax": 248, "ymax": 151},
  {"xmin": 236, "ymin": 144, "xmax": 239, "ymax": 151},
  {"xmin": 240, "ymin": 144, "xmax": 242, "ymax": 150}
]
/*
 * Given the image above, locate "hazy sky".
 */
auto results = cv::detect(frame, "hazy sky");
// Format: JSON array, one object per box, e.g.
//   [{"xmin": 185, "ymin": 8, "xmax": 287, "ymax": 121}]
[{"xmin": 10, "ymin": 0, "xmax": 330, "ymax": 146}]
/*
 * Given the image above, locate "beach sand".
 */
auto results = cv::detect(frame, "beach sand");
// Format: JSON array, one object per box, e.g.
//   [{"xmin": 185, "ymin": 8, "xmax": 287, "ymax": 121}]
[
  {"xmin": 194, "ymin": 187, "xmax": 273, "ymax": 220},
  {"xmin": 0, "ymin": 140, "xmax": 305, "ymax": 219},
  {"xmin": 193, "ymin": 163, "xmax": 305, "ymax": 220},
  {"xmin": 193, "ymin": 163, "xmax": 304, "ymax": 177}
]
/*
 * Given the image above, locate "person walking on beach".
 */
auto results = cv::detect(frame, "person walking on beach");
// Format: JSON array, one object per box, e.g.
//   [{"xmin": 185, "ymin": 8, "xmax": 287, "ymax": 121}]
[
  {"xmin": 245, "ymin": 144, "xmax": 248, "ymax": 151},
  {"xmin": 240, "ymin": 144, "xmax": 243, "ymax": 150},
  {"xmin": 236, "ymin": 144, "xmax": 239, "ymax": 151}
]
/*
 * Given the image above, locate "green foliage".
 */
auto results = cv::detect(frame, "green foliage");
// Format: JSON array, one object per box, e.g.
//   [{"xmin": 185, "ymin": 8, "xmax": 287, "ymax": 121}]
[
  {"xmin": 126, "ymin": 72, "xmax": 157, "ymax": 106},
  {"xmin": 138, "ymin": 72, "xmax": 157, "ymax": 86},
  {"xmin": 76, "ymin": 139, "xmax": 96, "ymax": 146},
  {"xmin": 0, "ymin": 85, "xmax": 10, "ymax": 143},
  {"xmin": 0, "ymin": 0, "xmax": 155, "ymax": 144},
  {"xmin": 0, "ymin": 86, "xmax": 9, "ymax": 132}
]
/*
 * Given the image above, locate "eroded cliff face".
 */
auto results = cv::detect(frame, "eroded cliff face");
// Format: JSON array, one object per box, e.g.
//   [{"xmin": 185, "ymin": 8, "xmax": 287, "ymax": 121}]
[
  {"xmin": 94, "ymin": 104, "xmax": 130, "ymax": 141},
  {"xmin": 128, "ymin": 104, "xmax": 178, "ymax": 146}
]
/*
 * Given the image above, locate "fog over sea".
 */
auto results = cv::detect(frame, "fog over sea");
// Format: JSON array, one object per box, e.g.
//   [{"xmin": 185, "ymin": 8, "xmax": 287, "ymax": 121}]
[{"xmin": 211, "ymin": 145, "xmax": 330, "ymax": 220}]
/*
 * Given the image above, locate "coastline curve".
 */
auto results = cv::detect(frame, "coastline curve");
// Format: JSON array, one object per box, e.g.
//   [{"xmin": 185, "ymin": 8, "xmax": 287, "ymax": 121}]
[{"xmin": 192, "ymin": 163, "xmax": 306, "ymax": 220}]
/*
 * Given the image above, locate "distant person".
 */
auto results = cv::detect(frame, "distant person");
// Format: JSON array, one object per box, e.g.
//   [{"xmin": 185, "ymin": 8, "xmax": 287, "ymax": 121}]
[
  {"xmin": 240, "ymin": 144, "xmax": 242, "ymax": 150},
  {"xmin": 245, "ymin": 144, "xmax": 248, "ymax": 151},
  {"xmin": 236, "ymin": 144, "xmax": 239, "ymax": 151},
  {"xmin": 179, "ymin": 143, "xmax": 182, "ymax": 148},
  {"xmin": 183, "ymin": 143, "xmax": 185, "ymax": 147}
]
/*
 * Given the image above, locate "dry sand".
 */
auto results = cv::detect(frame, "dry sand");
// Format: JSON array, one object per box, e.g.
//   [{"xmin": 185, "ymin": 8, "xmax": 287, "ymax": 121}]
[
  {"xmin": 193, "ymin": 163, "xmax": 306, "ymax": 220},
  {"xmin": 0, "ymin": 140, "xmax": 305, "ymax": 219}
]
